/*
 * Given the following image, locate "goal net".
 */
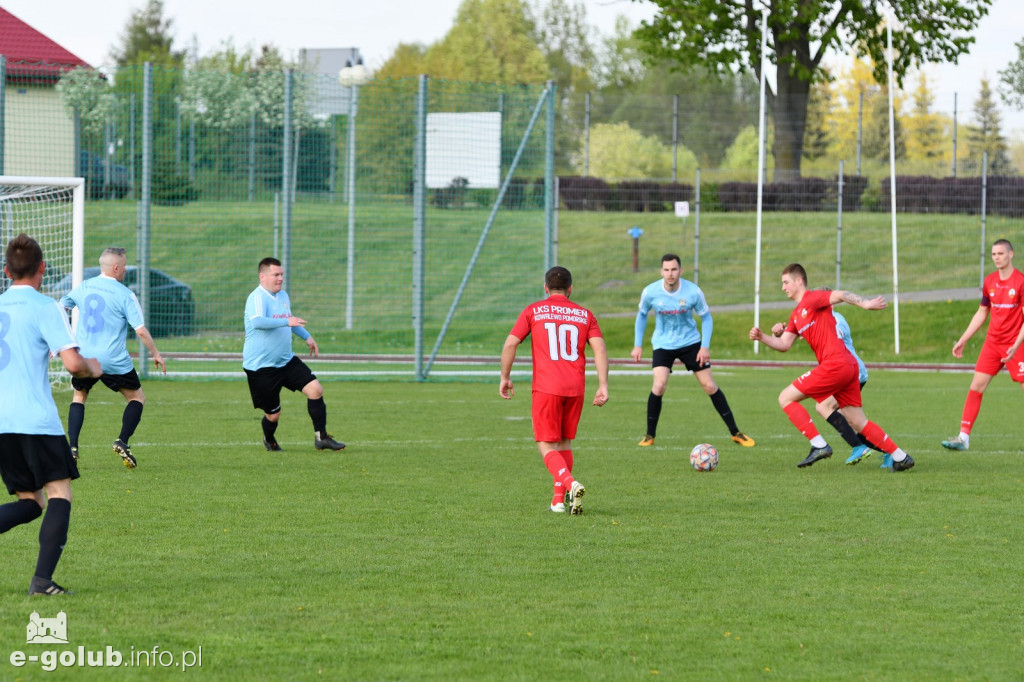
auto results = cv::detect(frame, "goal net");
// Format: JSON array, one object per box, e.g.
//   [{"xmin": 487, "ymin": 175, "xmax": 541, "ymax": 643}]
[{"xmin": 0, "ymin": 176, "xmax": 85, "ymax": 389}]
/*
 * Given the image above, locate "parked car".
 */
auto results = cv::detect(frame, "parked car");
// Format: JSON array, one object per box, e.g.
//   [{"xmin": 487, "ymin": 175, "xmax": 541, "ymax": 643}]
[
  {"xmin": 52, "ymin": 266, "xmax": 194, "ymax": 337},
  {"xmin": 0, "ymin": 264, "xmax": 65, "ymax": 295},
  {"xmin": 79, "ymin": 150, "xmax": 130, "ymax": 199}
]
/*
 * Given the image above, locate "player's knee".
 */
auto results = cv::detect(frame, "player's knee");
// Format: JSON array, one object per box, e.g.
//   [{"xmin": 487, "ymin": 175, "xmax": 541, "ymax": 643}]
[{"xmin": 304, "ymin": 381, "xmax": 323, "ymax": 400}]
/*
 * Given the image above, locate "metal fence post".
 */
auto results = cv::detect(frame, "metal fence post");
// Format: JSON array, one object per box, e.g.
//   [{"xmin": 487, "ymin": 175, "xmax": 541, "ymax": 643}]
[
  {"xmin": 0, "ymin": 56, "xmax": 6, "ymax": 175},
  {"xmin": 836, "ymin": 160, "xmax": 844, "ymax": 289},
  {"xmin": 980, "ymin": 151, "xmax": 988, "ymax": 287},
  {"xmin": 138, "ymin": 63, "xmax": 153, "ymax": 375},
  {"xmin": 412, "ymin": 75, "xmax": 428, "ymax": 381},
  {"xmin": 694, "ymin": 168, "xmax": 701, "ymax": 284},
  {"xmin": 952, "ymin": 93, "xmax": 959, "ymax": 178},
  {"xmin": 583, "ymin": 91, "xmax": 590, "ymax": 177},
  {"xmin": 281, "ymin": 69, "xmax": 293, "ymax": 285},
  {"xmin": 545, "ymin": 80, "xmax": 556, "ymax": 271},
  {"xmin": 672, "ymin": 94, "xmax": 679, "ymax": 182}
]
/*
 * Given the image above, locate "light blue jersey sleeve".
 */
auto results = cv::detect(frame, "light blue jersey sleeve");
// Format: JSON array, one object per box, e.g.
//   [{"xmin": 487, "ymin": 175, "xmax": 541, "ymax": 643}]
[
  {"xmin": 0, "ymin": 287, "xmax": 77, "ymax": 435},
  {"xmin": 633, "ymin": 286, "xmax": 654, "ymax": 347},
  {"xmin": 833, "ymin": 311, "xmax": 868, "ymax": 383},
  {"xmin": 64, "ymin": 276, "xmax": 141, "ymax": 375}
]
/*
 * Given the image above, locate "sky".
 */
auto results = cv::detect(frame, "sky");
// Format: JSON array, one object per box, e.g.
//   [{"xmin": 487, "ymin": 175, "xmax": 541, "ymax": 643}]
[{"xmin": 2, "ymin": 0, "xmax": 1023, "ymax": 133}]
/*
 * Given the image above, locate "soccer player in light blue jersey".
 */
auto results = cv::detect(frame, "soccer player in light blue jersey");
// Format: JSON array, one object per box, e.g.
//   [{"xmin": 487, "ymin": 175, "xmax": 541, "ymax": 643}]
[
  {"xmin": 631, "ymin": 253, "xmax": 754, "ymax": 448},
  {"xmin": 60, "ymin": 248, "xmax": 165, "ymax": 469},
  {"xmin": 243, "ymin": 257, "xmax": 345, "ymax": 452},
  {"xmin": 0, "ymin": 233, "xmax": 101, "ymax": 595}
]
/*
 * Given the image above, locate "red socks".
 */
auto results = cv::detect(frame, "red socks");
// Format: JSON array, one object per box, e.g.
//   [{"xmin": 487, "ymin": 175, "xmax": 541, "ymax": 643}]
[
  {"xmin": 782, "ymin": 402, "xmax": 820, "ymax": 440},
  {"xmin": 860, "ymin": 421, "xmax": 898, "ymax": 454},
  {"xmin": 961, "ymin": 389, "xmax": 982, "ymax": 434},
  {"xmin": 545, "ymin": 450, "xmax": 574, "ymax": 505}
]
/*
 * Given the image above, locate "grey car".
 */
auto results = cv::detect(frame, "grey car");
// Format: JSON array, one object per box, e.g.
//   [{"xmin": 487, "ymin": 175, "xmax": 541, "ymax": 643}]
[{"xmin": 53, "ymin": 266, "xmax": 194, "ymax": 337}]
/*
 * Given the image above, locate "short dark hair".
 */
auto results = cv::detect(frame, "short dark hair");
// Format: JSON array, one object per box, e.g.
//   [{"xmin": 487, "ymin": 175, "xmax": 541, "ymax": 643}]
[
  {"xmin": 782, "ymin": 263, "xmax": 807, "ymax": 284},
  {"xmin": 994, "ymin": 238, "xmax": 1014, "ymax": 252},
  {"xmin": 661, "ymin": 253, "xmax": 681, "ymax": 267},
  {"xmin": 545, "ymin": 266, "xmax": 572, "ymax": 292},
  {"xmin": 4, "ymin": 233, "xmax": 43, "ymax": 280},
  {"xmin": 258, "ymin": 257, "xmax": 282, "ymax": 273}
]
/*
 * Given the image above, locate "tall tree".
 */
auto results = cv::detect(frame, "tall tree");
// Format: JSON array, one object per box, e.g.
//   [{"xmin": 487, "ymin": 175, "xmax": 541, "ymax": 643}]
[
  {"xmin": 422, "ymin": 0, "xmax": 548, "ymax": 83},
  {"xmin": 111, "ymin": 0, "xmax": 184, "ymax": 67},
  {"xmin": 802, "ymin": 75, "xmax": 833, "ymax": 162},
  {"xmin": 903, "ymin": 73, "xmax": 946, "ymax": 164},
  {"xmin": 528, "ymin": 0, "xmax": 598, "ymax": 173},
  {"xmin": 964, "ymin": 78, "xmax": 1012, "ymax": 174},
  {"xmin": 997, "ymin": 37, "xmax": 1024, "ymax": 110},
  {"xmin": 634, "ymin": 0, "xmax": 992, "ymax": 178}
]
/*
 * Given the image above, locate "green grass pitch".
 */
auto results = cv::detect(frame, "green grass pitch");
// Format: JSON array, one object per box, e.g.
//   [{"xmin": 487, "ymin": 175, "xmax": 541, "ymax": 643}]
[{"xmin": 3, "ymin": 370, "xmax": 1023, "ymax": 679}]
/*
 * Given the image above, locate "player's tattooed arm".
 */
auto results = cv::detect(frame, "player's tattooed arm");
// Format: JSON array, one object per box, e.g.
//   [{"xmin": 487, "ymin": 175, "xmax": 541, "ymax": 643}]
[{"xmin": 833, "ymin": 290, "xmax": 886, "ymax": 310}]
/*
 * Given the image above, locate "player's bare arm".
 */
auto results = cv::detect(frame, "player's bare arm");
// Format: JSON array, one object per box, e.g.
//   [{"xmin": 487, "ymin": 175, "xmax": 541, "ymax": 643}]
[
  {"xmin": 831, "ymin": 290, "xmax": 887, "ymax": 310},
  {"xmin": 589, "ymin": 337, "xmax": 609, "ymax": 407},
  {"xmin": 60, "ymin": 348, "xmax": 101, "ymax": 378},
  {"xmin": 751, "ymin": 326, "xmax": 796, "ymax": 352},
  {"xmin": 499, "ymin": 334, "xmax": 522, "ymax": 399},
  {"xmin": 953, "ymin": 306, "xmax": 990, "ymax": 358},
  {"xmin": 135, "ymin": 326, "xmax": 167, "ymax": 374}
]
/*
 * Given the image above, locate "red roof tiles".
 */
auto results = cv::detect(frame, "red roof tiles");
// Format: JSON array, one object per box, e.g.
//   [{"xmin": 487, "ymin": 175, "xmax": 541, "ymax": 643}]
[{"xmin": 0, "ymin": 7, "xmax": 92, "ymax": 81}]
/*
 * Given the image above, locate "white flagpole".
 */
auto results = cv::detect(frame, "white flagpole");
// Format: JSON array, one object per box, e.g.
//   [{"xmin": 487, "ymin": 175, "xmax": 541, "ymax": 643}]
[
  {"xmin": 886, "ymin": 15, "xmax": 901, "ymax": 354},
  {"xmin": 753, "ymin": 7, "xmax": 769, "ymax": 353}
]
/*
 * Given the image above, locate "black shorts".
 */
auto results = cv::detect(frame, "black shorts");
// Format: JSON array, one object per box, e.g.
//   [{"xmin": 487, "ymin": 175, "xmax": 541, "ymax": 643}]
[
  {"xmin": 245, "ymin": 356, "xmax": 317, "ymax": 413},
  {"xmin": 72, "ymin": 369, "xmax": 142, "ymax": 393},
  {"xmin": 0, "ymin": 433, "xmax": 79, "ymax": 495},
  {"xmin": 652, "ymin": 342, "xmax": 710, "ymax": 373}
]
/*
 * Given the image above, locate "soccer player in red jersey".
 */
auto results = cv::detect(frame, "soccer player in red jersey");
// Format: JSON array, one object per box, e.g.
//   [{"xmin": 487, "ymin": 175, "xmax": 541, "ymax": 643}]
[
  {"xmin": 750, "ymin": 264, "xmax": 914, "ymax": 471},
  {"xmin": 942, "ymin": 239, "xmax": 1024, "ymax": 451},
  {"xmin": 499, "ymin": 266, "xmax": 609, "ymax": 514}
]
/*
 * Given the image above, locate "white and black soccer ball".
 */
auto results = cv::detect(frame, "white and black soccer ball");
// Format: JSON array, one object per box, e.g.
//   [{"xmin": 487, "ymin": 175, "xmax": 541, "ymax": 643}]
[{"xmin": 689, "ymin": 443, "xmax": 719, "ymax": 471}]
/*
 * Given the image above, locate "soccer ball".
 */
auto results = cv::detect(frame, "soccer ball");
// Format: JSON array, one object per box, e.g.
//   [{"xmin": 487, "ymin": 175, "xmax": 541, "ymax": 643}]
[{"xmin": 689, "ymin": 443, "xmax": 719, "ymax": 471}]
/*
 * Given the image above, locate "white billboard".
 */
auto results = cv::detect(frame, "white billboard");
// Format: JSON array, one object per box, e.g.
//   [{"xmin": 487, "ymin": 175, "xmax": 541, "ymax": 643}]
[{"xmin": 425, "ymin": 112, "xmax": 501, "ymax": 190}]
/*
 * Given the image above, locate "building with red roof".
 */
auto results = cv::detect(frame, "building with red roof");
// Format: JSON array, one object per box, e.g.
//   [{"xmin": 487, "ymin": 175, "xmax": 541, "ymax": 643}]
[{"xmin": 0, "ymin": 7, "xmax": 94, "ymax": 176}]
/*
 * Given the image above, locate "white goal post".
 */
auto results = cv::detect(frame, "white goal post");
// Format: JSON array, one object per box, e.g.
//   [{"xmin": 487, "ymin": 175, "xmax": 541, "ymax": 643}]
[{"xmin": 0, "ymin": 176, "xmax": 85, "ymax": 388}]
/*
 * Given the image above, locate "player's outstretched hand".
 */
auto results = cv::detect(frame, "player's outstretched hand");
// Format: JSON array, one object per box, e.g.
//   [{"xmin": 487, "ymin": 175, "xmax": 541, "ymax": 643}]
[
  {"xmin": 499, "ymin": 377, "xmax": 514, "ymax": 400},
  {"xmin": 862, "ymin": 295, "xmax": 887, "ymax": 310},
  {"xmin": 288, "ymin": 316, "xmax": 307, "ymax": 328},
  {"xmin": 593, "ymin": 387, "xmax": 608, "ymax": 407}
]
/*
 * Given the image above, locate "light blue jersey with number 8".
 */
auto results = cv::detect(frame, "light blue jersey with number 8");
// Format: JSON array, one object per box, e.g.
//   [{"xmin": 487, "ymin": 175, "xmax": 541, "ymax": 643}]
[{"xmin": 61, "ymin": 274, "xmax": 145, "ymax": 375}]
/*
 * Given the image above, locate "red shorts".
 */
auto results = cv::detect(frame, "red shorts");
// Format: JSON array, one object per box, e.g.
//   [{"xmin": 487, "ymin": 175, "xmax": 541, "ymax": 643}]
[
  {"xmin": 531, "ymin": 391, "xmax": 584, "ymax": 443},
  {"xmin": 792, "ymin": 359, "xmax": 862, "ymax": 408},
  {"xmin": 976, "ymin": 341, "xmax": 1024, "ymax": 382}
]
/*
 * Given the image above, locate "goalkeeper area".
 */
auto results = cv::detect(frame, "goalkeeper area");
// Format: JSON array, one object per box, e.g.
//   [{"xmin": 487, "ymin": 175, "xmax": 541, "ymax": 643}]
[{"xmin": 0, "ymin": 176, "xmax": 84, "ymax": 388}]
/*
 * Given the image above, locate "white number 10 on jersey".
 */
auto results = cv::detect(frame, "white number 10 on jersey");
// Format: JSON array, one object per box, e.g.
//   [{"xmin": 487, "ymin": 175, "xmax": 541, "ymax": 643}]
[{"xmin": 544, "ymin": 322, "xmax": 580, "ymax": 361}]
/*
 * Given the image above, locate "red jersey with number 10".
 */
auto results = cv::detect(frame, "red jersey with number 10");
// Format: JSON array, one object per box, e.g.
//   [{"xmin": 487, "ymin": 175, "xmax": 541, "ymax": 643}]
[
  {"xmin": 981, "ymin": 268, "xmax": 1024, "ymax": 347},
  {"xmin": 510, "ymin": 293, "xmax": 602, "ymax": 397},
  {"xmin": 785, "ymin": 289, "xmax": 850, "ymax": 366}
]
